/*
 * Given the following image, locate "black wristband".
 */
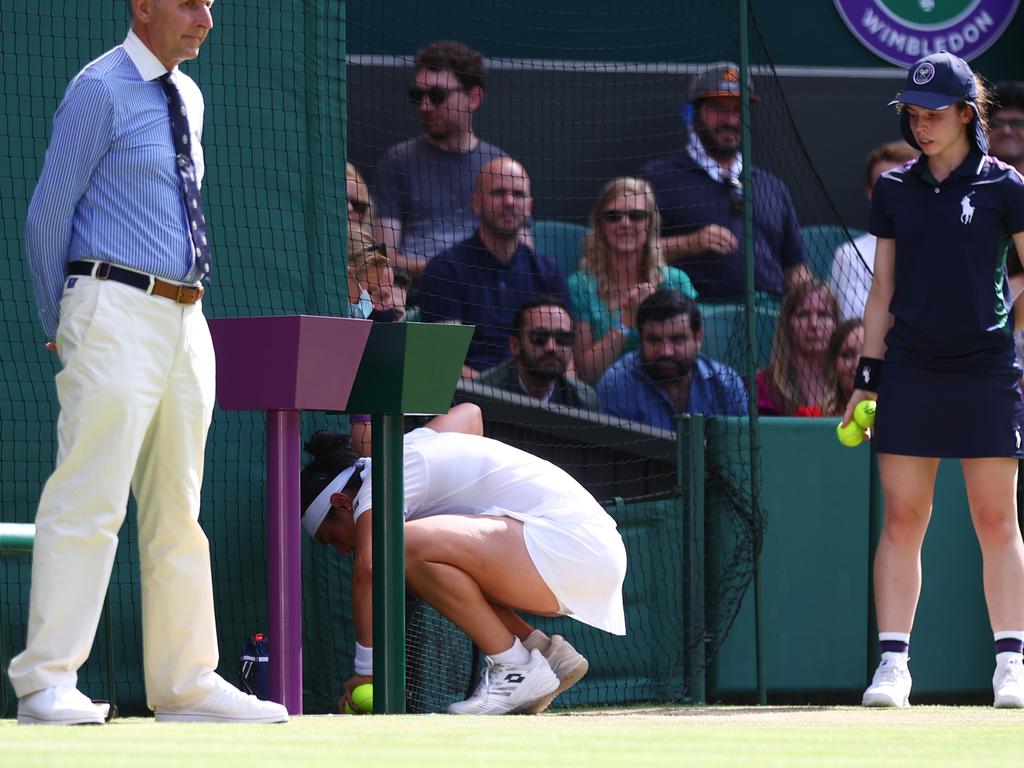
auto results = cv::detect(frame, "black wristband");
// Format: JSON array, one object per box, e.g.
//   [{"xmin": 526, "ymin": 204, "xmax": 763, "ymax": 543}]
[{"xmin": 854, "ymin": 356, "xmax": 883, "ymax": 392}]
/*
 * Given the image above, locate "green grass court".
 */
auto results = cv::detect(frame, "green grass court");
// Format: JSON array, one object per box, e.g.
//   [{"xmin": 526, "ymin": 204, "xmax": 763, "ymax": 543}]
[{"xmin": 2, "ymin": 706, "xmax": 1021, "ymax": 768}]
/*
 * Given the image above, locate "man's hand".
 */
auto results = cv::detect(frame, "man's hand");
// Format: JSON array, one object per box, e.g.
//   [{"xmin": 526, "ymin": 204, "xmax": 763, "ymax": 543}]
[{"xmin": 695, "ymin": 224, "xmax": 739, "ymax": 255}]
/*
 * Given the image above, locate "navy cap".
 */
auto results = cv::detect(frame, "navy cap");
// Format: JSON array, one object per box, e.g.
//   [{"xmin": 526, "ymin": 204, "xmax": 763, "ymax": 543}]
[{"xmin": 890, "ymin": 52, "xmax": 988, "ymax": 154}]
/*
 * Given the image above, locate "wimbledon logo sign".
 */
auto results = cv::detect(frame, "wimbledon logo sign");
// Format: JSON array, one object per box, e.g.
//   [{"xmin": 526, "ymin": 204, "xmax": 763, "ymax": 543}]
[{"xmin": 834, "ymin": 0, "xmax": 1019, "ymax": 67}]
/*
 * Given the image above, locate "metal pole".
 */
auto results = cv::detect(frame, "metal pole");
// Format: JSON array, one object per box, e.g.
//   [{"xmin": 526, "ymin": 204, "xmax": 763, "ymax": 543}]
[
  {"xmin": 680, "ymin": 414, "xmax": 707, "ymax": 703},
  {"xmin": 371, "ymin": 413, "xmax": 406, "ymax": 713},
  {"xmin": 266, "ymin": 408, "xmax": 304, "ymax": 714},
  {"xmin": 738, "ymin": 0, "xmax": 768, "ymax": 706}
]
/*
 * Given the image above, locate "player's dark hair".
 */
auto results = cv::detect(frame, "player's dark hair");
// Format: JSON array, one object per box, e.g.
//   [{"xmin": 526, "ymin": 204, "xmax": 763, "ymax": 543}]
[
  {"xmin": 636, "ymin": 289, "xmax": 702, "ymax": 334},
  {"xmin": 511, "ymin": 294, "xmax": 572, "ymax": 337},
  {"xmin": 415, "ymin": 40, "xmax": 487, "ymax": 92},
  {"xmin": 300, "ymin": 430, "xmax": 358, "ymax": 514}
]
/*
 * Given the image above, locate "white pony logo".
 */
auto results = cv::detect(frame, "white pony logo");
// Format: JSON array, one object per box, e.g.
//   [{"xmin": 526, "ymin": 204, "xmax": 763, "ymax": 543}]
[{"xmin": 960, "ymin": 192, "xmax": 975, "ymax": 224}]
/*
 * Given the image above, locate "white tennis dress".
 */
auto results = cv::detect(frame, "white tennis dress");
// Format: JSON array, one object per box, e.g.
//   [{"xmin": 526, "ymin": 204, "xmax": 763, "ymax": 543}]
[{"xmin": 352, "ymin": 428, "xmax": 627, "ymax": 635}]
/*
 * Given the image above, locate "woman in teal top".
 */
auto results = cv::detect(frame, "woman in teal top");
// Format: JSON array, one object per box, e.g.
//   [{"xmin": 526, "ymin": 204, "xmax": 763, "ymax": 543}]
[{"xmin": 570, "ymin": 177, "xmax": 698, "ymax": 383}]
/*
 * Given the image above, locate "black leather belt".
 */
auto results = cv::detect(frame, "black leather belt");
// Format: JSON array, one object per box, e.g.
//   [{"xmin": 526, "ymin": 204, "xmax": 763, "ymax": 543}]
[{"xmin": 68, "ymin": 261, "xmax": 204, "ymax": 305}]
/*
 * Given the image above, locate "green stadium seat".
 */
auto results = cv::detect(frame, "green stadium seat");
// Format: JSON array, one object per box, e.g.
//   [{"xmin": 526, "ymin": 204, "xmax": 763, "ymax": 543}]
[
  {"xmin": 800, "ymin": 224, "xmax": 866, "ymax": 282},
  {"xmin": 532, "ymin": 219, "xmax": 588, "ymax": 278},
  {"xmin": 699, "ymin": 301, "xmax": 779, "ymax": 374}
]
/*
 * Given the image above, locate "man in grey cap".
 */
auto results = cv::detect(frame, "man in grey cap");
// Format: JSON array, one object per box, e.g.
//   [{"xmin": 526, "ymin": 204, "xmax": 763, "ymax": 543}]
[{"xmin": 642, "ymin": 62, "xmax": 810, "ymax": 301}]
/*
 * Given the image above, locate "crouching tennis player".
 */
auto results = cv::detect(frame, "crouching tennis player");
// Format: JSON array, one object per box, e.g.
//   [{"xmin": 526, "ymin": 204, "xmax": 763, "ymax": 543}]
[{"xmin": 300, "ymin": 404, "xmax": 626, "ymax": 715}]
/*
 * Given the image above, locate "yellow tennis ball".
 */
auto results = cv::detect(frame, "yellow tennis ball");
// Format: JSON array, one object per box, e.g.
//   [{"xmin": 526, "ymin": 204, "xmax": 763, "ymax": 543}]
[
  {"xmin": 853, "ymin": 399, "xmax": 877, "ymax": 430},
  {"xmin": 836, "ymin": 420, "xmax": 865, "ymax": 447},
  {"xmin": 343, "ymin": 700, "xmax": 359, "ymax": 715},
  {"xmin": 351, "ymin": 683, "xmax": 373, "ymax": 714}
]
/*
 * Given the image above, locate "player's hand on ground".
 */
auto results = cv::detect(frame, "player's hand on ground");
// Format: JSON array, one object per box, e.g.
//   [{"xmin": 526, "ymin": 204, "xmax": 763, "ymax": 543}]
[{"xmin": 338, "ymin": 674, "xmax": 373, "ymax": 714}]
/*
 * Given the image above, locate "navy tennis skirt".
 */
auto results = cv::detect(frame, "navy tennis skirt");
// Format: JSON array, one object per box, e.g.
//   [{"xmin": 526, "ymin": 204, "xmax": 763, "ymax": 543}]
[{"xmin": 873, "ymin": 358, "xmax": 1024, "ymax": 459}]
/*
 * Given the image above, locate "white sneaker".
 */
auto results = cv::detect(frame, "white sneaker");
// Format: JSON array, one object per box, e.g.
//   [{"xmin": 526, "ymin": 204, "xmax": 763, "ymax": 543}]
[
  {"xmin": 522, "ymin": 633, "xmax": 589, "ymax": 714},
  {"xmin": 993, "ymin": 657, "xmax": 1024, "ymax": 708},
  {"xmin": 447, "ymin": 648, "xmax": 559, "ymax": 715},
  {"xmin": 862, "ymin": 656, "xmax": 912, "ymax": 708},
  {"xmin": 17, "ymin": 686, "xmax": 109, "ymax": 726},
  {"xmin": 154, "ymin": 677, "xmax": 288, "ymax": 723}
]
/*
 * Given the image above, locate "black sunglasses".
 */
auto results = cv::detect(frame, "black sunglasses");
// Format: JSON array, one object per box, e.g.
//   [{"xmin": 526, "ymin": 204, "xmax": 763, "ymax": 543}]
[
  {"xmin": 991, "ymin": 117, "xmax": 1024, "ymax": 131},
  {"xmin": 348, "ymin": 199, "xmax": 369, "ymax": 215},
  {"xmin": 527, "ymin": 329, "xmax": 574, "ymax": 348},
  {"xmin": 598, "ymin": 209, "xmax": 649, "ymax": 223},
  {"xmin": 407, "ymin": 86, "xmax": 461, "ymax": 106}
]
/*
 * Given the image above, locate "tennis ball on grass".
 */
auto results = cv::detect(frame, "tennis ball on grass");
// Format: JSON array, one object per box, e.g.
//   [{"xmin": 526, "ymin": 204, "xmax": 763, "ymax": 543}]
[
  {"xmin": 853, "ymin": 399, "xmax": 876, "ymax": 430},
  {"xmin": 345, "ymin": 683, "xmax": 373, "ymax": 715},
  {"xmin": 836, "ymin": 420, "xmax": 865, "ymax": 447}
]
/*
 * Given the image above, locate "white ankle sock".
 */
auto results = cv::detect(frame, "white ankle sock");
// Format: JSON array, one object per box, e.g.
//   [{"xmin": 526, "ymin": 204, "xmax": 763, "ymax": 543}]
[{"xmin": 488, "ymin": 637, "xmax": 531, "ymax": 666}]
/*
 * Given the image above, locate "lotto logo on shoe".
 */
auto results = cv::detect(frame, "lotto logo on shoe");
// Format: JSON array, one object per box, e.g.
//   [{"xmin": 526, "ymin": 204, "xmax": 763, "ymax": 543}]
[{"xmin": 504, "ymin": 673, "xmax": 526, "ymax": 684}]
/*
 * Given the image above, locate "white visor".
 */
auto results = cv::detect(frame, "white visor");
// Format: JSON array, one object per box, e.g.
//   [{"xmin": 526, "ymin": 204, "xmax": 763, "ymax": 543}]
[{"xmin": 302, "ymin": 460, "xmax": 366, "ymax": 538}]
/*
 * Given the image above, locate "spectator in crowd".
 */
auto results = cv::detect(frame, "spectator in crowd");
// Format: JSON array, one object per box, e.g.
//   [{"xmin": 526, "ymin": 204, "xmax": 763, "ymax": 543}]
[
  {"xmin": 755, "ymin": 279, "xmax": 839, "ymax": 416},
  {"xmin": 346, "ymin": 222, "xmax": 403, "ymax": 322},
  {"xmin": 375, "ymin": 40, "xmax": 507, "ymax": 281},
  {"xmin": 570, "ymin": 177, "xmax": 698, "ymax": 384},
  {"xmin": 418, "ymin": 157, "xmax": 569, "ymax": 378},
  {"xmin": 642, "ymin": 62, "xmax": 811, "ymax": 301},
  {"xmin": 597, "ymin": 289, "xmax": 747, "ymax": 430},
  {"xmin": 300, "ymin": 404, "xmax": 625, "ymax": 716},
  {"xmin": 477, "ymin": 295, "xmax": 598, "ymax": 409},
  {"xmin": 829, "ymin": 142, "xmax": 917, "ymax": 319},
  {"xmin": 347, "ymin": 162, "xmax": 375, "ymax": 229},
  {"xmin": 991, "ymin": 81, "xmax": 1024, "ymax": 175},
  {"xmin": 989, "ymin": 82, "xmax": 1024, "ymax": 373},
  {"xmin": 821, "ymin": 317, "xmax": 865, "ymax": 417}
]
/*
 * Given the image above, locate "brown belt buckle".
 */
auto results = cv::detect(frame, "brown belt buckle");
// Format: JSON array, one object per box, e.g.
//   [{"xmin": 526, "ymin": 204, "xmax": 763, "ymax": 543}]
[{"xmin": 175, "ymin": 284, "xmax": 204, "ymax": 304}]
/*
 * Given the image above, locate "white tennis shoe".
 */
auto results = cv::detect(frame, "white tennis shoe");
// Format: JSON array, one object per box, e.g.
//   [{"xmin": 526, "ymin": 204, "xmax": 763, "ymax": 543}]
[
  {"xmin": 862, "ymin": 656, "xmax": 912, "ymax": 708},
  {"xmin": 522, "ymin": 631, "xmax": 589, "ymax": 714},
  {"xmin": 448, "ymin": 648, "xmax": 559, "ymax": 715},
  {"xmin": 993, "ymin": 657, "xmax": 1024, "ymax": 708},
  {"xmin": 154, "ymin": 676, "xmax": 288, "ymax": 723},
  {"xmin": 17, "ymin": 686, "xmax": 109, "ymax": 725}
]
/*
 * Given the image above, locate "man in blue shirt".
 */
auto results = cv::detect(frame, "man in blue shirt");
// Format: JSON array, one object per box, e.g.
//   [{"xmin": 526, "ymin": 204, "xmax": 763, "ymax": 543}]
[
  {"xmin": 597, "ymin": 289, "xmax": 748, "ymax": 430},
  {"xmin": 418, "ymin": 157, "xmax": 569, "ymax": 377},
  {"xmin": 642, "ymin": 63, "xmax": 810, "ymax": 300},
  {"xmin": 10, "ymin": 0, "xmax": 286, "ymax": 726}
]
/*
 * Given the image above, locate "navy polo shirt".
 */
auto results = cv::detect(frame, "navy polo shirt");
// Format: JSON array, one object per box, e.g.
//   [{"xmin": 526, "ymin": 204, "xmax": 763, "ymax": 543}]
[
  {"xmin": 642, "ymin": 152, "xmax": 807, "ymax": 300},
  {"xmin": 417, "ymin": 232, "xmax": 570, "ymax": 372},
  {"xmin": 870, "ymin": 151, "xmax": 1024, "ymax": 367}
]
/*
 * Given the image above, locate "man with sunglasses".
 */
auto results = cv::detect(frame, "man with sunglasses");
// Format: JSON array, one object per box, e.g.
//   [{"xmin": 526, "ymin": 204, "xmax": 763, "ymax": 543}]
[
  {"xmin": 991, "ymin": 82, "xmax": 1024, "ymax": 382},
  {"xmin": 477, "ymin": 295, "xmax": 598, "ymax": 409},
  {"xmin": 642, "ymin": 63, "xmax": 810, "ymax": 301},
  {"xmin": 375, "ymin": 40, "xmax": 508, "ymax": 282},
  {"xmin": 597, "ymin": 289, "xmax": 748, "ymax": 431}
]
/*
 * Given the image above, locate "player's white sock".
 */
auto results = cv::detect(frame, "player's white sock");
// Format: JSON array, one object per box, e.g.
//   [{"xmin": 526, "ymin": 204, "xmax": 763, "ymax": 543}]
[
  {"xmin": 994, "ymin": 630, "xmax": 1024, "ymax": 666},
  {"xmin": 879, "ymin": 631, "xmax": 910, "ymax": 661},
  {"xmin": 487, "ymin": 637, "xmax": 531, "ymax": 666}
]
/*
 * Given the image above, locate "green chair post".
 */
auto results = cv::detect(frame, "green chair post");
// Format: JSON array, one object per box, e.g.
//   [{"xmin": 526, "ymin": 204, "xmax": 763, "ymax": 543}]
[{"xmin": 344, "ymin": 322, "xmax": 472, "ymax": 714}]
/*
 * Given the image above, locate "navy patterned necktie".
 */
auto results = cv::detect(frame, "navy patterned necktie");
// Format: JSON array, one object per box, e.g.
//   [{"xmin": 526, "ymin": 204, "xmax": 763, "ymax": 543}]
[{"xmin": 158, "ymin": 73, "xmax": 212, "ymax": 280}]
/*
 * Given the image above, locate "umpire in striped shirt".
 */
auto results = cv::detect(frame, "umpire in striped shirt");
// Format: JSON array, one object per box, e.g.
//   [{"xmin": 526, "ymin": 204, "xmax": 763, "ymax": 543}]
[{"xmin": 10, "ymin": 0, "xmax": 286, "ymax": 725}]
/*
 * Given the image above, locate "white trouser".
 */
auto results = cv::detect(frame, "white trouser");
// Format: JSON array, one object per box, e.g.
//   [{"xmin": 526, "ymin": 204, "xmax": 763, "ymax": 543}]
[{"xmin": 8, "ymin": 276, "xmax": 220, "ymax": 709}]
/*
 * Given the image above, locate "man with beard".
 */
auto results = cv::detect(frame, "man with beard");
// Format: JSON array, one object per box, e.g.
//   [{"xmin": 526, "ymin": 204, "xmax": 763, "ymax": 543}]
[
  {"xmin": 642, "ymin": 63, "xmax": 810, "ymax": 301},
  {"xmin": 419, "ymin": 158, "xmax": 569, "ymax": 377},
  {"xmin": 477, "ymin": 295, "xmax": 598, "ymax": 409},
  {"xmin": 596, "ymin": 289, "xmax": 748, "ymax": 430},
  {"xmin": 375, "ymin": 40, "xmax": 508, "ymax": 281}
]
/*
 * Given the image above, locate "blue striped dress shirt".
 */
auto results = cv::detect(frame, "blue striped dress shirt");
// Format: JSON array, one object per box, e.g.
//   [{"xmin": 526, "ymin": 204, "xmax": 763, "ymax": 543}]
[{"xmin": 26, "ymin": 31, "xmax": 206, "ymax": 338}]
